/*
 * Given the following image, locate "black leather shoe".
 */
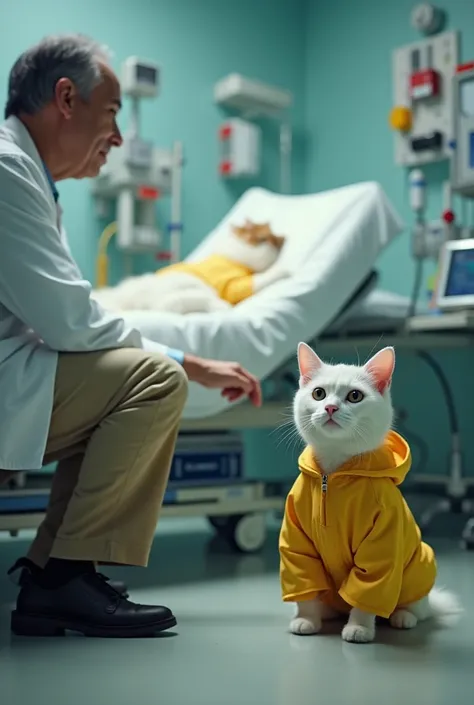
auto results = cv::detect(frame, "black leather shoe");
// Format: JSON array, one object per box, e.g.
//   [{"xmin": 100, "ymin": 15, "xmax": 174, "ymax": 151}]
[
  {"xmin": 11, "ymin": 572, "xmax": 176, "ymax": 638},
  {"xmin": 8, "ymin": 558, "xmax": 129, "ymax": 598}
]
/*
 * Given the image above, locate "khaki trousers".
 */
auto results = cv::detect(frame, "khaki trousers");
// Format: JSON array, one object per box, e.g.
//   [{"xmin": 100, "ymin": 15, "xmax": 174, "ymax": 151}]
[{"xmin": 10, "ymin": 348, "xmax": 187, "ymax": 568}]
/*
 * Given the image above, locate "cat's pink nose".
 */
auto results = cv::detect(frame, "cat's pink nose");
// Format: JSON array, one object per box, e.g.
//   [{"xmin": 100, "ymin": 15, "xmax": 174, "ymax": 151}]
[{"xmin": 325, "ymin": 405, "xmax": 339, "ymax": 417}]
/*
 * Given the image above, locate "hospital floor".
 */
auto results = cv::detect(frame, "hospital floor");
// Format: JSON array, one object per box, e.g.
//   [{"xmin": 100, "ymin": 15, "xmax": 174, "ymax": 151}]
[{"xmin": 1, "ymin": 515, "xmax": 473, "ymax": 705}]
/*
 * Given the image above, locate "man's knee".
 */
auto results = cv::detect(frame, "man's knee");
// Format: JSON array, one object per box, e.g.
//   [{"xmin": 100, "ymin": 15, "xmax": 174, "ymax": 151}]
[
  {"xmin": 146, "ymin": 353, "xmax": 188, "ymax": 410},
  {"xmin": 165, "ymin": 357, "xmax": 189, "ymax": 408}
]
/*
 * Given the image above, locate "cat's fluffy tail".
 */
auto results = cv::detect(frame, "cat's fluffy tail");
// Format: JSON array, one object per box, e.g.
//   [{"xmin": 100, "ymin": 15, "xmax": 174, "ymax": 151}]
[{"xmin": 427, "ymin": 587, "xmax": 463, "ymax": 620}]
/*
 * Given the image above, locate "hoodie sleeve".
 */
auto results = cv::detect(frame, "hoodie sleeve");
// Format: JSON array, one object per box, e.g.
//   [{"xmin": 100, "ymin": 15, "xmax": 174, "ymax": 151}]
[
  {"xmin": 338, "ymin": 486, "xmax": 405, "ymax": 618},
  {"xmin": 279, "ymin": 476, "xmax": 330, "ymax": 602}
]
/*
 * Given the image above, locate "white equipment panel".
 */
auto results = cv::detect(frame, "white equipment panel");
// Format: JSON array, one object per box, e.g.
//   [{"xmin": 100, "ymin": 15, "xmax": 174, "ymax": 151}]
[
  {"xmin": 214, "ymin": 73, "xmax": 292, "ymax": 116},
  {"xmin": 392, "ymin": 30, "xmax": 459, "ymax": 166},
  {"xmin": 121, "ymin": 56, "xmax": 160, "ymax": 98},
  {"xmin": 218, "ymin": 118, "xmax": 261, "ymax": 178},
  {"xmin": 451, "ymin": 66, "xmax": 474, "ymax": 197}
]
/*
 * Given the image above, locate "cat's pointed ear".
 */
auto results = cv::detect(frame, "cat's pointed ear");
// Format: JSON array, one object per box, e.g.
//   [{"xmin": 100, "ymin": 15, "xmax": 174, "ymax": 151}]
[
  {"xmin": 297, "ymin": 342, "xmax": 323, "ymax": 387},
  {"xmin": 272, "ymin": 234, "xmax": 285, "ymax": 249},
  {"xmin": 364, "ymin": 346, "xmax": 395, "ymax": 394}
]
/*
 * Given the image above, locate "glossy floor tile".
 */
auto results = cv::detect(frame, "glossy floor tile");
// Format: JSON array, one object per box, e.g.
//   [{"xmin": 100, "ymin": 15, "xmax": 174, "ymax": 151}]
[{"xmin": 1, "ymin": 519, "xmax": 473, "ymax": 705}]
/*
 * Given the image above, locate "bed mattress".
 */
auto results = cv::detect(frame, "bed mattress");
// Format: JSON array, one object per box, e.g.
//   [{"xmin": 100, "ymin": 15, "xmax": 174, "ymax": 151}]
[
  {"xmin": 323, "ymin": 289, "xmax": 422, "ymax": 336},
  {"xmin": 124, "ymin": 181, "xmax": 404, "ymax": 418}
]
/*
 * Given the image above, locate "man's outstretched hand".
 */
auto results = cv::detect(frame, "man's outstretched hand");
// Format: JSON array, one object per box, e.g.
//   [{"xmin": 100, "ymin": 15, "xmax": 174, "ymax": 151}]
[{"xmin": 182, "ymin": 354, "xmax": 262, "ymax": 407}]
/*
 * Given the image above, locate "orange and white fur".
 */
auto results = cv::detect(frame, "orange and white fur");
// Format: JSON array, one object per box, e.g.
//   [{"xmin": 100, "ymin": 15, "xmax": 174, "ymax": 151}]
[{"xmin": 92, "ymin": 220, "xmax": 288, "ymax": 314}]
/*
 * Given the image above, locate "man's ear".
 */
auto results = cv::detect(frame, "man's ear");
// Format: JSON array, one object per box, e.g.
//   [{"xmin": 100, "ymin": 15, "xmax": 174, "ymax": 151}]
[{"xmin": 55, "ymin": 77, "xmax": 76, "ymax": 120}]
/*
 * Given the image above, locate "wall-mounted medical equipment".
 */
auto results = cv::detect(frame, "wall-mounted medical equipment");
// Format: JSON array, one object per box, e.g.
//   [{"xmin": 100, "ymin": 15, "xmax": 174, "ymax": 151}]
[
  {"xmin": 390, "ymin": 30, "xmax": 459, "ymax": 166},
  {"xmin": 410, "ymin": 3, "xmax": 445, "ymax": 35},
  {"xmin": 390, "ymin": 6, "xmax": 474, "ymax": 320},
  {"xmin": 409, "ymin": 170, "xmax": 462, "ymax": 263},
  {"xmin": 218, "ymin": 118, "xmax": 261, "ymax": 178},
  {"xmin": 451, "ymin": 64, "xmax": 474, "ymax": 198},
  {"xmin": 214, "ymin": 73, "xmax": 293, "ymax": 193},
  {"xmin": 92, "ymin": 56, "xmax": 184, "ymax": 281}
]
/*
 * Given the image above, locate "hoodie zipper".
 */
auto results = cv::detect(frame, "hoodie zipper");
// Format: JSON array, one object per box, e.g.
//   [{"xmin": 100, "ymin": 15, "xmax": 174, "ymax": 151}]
[{"xmin": 320, "ymin": 474, "xmax": 328, "ymax": 526}]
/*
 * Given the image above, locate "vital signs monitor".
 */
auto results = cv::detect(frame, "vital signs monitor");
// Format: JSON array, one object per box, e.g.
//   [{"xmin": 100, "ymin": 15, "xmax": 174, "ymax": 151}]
[{"xmin": 436, "ymin": 238, "xmax": 474, "ymax": 310}]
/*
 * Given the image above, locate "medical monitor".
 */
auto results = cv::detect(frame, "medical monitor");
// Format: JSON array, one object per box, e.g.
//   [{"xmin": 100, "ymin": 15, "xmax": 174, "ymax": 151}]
[
  {"xmin": 436, "ymin": 238, "xmax": 474, "ymax": 310},
  {"xmin": 121, "ymin": 56, "xmax": 159, "ymax": 99}
]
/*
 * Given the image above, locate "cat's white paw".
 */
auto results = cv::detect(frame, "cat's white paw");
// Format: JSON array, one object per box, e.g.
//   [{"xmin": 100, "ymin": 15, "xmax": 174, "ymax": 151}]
[
  {"xmin": 341, "ymin": 624, "xmax": 375, "ymax": 643},
  {"xmin": 289, "ymin": 617, "xmax": 322, "ymax": 635},
  {"xmin": 389, "ymin": 610, "xmax": 418, "ymax": 630}
]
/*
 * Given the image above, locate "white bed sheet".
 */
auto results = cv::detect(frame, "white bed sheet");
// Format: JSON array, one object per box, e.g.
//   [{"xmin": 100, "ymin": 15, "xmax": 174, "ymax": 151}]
[{"xmin": 125, "ymin": 181, "xmax": 404, "ymax": 418}]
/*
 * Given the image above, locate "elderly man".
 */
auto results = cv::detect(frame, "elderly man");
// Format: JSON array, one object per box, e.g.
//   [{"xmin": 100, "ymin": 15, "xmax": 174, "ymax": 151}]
[{"xmin": 0, "ymin": 34, "xmax": 261, "ymax": 638}]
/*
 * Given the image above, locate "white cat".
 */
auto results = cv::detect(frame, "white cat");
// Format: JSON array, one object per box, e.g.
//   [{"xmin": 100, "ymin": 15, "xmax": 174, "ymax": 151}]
[
  {"xmin": 92, "ymin": 220, "xmax": 288, "ymax": 314},
  {"xmin": 279, "ymin": 343, "xmax": 461, "ymax": 644}
]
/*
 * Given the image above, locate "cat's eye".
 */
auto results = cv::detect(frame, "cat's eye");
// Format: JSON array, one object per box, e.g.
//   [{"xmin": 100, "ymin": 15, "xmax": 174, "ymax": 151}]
[
  {"xmin": 312, "ymin": 387, "xmax": 326, "ymax": 401},
  {"xmin": 346, "ymin": 390, "xmax": 364, "ymax": 403}
]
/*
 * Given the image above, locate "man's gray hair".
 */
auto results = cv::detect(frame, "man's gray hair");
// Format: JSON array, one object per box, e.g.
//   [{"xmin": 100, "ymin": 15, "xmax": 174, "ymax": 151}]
[{"xmin": 4, "ymin": 34, "xmax": 110, "ymax": 119}]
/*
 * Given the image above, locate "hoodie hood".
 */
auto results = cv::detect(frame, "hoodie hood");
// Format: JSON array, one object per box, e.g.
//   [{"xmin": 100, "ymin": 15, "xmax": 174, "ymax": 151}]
[{"xmin": 298, "ymin": 430, "xmax": 411, "ymax": 486}]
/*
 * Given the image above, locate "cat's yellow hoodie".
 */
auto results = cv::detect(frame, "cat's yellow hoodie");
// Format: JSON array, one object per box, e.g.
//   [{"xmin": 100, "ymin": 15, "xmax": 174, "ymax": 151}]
[{"xmin": 279, "ymin": 431, "xmax": 436, "ymax": 618}]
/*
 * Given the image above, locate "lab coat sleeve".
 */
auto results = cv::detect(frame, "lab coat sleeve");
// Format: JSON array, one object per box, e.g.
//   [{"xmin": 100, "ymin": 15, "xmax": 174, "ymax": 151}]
[
  {"xmin": 279, "ymin": 477, "xmax": 330, "ymax": 602},
  {"xmin": 0, "ymin": 154, "xmax": 183, "ymax": 361},
  {"xmin": 338, "ymin": 492, "xmax": 404, "ymax": 619}
]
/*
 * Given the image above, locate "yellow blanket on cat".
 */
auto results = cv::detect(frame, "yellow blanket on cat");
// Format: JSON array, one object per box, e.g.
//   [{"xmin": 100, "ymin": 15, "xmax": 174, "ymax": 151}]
[
  {"xmin": 279, "ymin": 431, "xmax": 436, "ymax": 619},
  {"xmin": 156, "ymin": 255, "xmax": 254, "ymax": 306}
]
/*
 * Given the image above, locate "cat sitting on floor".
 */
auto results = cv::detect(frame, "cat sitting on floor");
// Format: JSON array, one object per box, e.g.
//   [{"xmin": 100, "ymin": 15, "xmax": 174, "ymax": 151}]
[
  {"xmin": 279, "ymin": 343, "xmax": 461, "ymax": 644},
  {"xmin": 92, "ymin": 219, "xmax": 288, "ymax": 314}
]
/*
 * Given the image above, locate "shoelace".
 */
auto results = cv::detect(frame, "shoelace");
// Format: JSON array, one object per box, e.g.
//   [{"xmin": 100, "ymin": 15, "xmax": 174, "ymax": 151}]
[{"xmin": 90, "ymin": 572, "xmax": 125, "ymax": 606}]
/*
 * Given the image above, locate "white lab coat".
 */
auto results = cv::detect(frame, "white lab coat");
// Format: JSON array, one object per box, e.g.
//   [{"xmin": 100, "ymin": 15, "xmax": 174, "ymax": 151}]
[{"xmin": 0, "ymin": 117, "xmax": 176, "ymax": 470}]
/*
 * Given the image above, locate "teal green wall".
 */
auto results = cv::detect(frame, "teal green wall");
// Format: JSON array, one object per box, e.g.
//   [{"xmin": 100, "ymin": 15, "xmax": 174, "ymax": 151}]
[
  {"xmin": 0, "ymin": 0, "xmax": 307, "ymax": 283},
  {"xmin": 304, "ymin": 0, "xmax": 474, "ymax": 477},
  {"xmin": 2, "ymin": 1, "xmax": 472, "ymax": 482}
]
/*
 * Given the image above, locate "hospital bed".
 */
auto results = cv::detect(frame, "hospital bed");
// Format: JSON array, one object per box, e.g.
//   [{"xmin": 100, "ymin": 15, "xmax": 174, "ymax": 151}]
[
  {"xmin": 2, "ymin": 182, "xmax": 473, "ymax": 552},
  {"xmin": 125, "ymin": 180, "xmax": 404, "ymax": 418}
]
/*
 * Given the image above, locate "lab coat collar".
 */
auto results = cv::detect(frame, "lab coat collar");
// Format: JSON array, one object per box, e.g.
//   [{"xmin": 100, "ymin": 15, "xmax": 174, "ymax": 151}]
[
  {"xmin": 3, "ymin": 116, "xmax": 43, "ymax": 167},
  {"xmin": 2, "ymin": 116, "xmax": 58, "ymax": 206}
]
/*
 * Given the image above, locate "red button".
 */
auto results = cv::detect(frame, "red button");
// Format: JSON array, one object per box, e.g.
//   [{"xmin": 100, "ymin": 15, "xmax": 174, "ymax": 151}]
[{"xmin": 442, "ymin": 209, "xmax": 455, "ymax": 224}]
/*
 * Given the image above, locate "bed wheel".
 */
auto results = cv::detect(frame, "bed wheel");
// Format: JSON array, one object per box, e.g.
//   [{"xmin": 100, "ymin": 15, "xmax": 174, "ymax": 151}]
[{"xmin": 208, "ymin": 513, "xmax": 267, "ymax": 553}]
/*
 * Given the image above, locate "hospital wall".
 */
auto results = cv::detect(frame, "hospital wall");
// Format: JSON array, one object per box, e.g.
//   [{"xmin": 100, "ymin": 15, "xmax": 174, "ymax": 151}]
[
  {"xmin": 304, "ymin": 0, "xmax": 474, "ymax": 478},
  {"xmin": 0, "ymin": 0, "xmax": 307, "ymax": 280}
]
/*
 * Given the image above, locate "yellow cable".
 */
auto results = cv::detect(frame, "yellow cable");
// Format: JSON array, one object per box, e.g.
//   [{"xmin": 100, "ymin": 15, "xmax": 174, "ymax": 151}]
[{"xmin": 96, "ymin": 221, "xmax": 117, "ymax": 288}]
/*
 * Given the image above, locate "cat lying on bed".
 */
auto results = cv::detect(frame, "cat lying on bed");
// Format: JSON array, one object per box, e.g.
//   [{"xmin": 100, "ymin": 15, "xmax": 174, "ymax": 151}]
[
  {"xmin": 279, "ymin": 343, "xmax": 461, "ymax": 643},
  {"xmin": 92, "ymin": 220, "xmax": 289, "ymax": 314}
]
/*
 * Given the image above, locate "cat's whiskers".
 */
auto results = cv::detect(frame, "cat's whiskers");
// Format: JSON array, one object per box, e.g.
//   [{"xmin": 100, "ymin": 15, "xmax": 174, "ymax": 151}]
[
  {"xmin": 278, "ymin": 429, "xmax": 305, "ymax": 455},
  {"xmin": 275, "ymin": 418, "xmax": 308, "ymax": 453},
  {"xmin": 271, "ymin": 418, "xmax": 296, "ymax": 436}
]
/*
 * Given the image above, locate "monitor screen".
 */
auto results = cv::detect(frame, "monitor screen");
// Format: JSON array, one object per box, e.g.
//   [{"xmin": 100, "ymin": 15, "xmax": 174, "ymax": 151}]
[
  {"xmin": 445, "ymin": 247, "xmax": 474, "ymax": 297},
  {"xmin": 136, "ymin": 64, "xmax": 157, "ymax": 85}
]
